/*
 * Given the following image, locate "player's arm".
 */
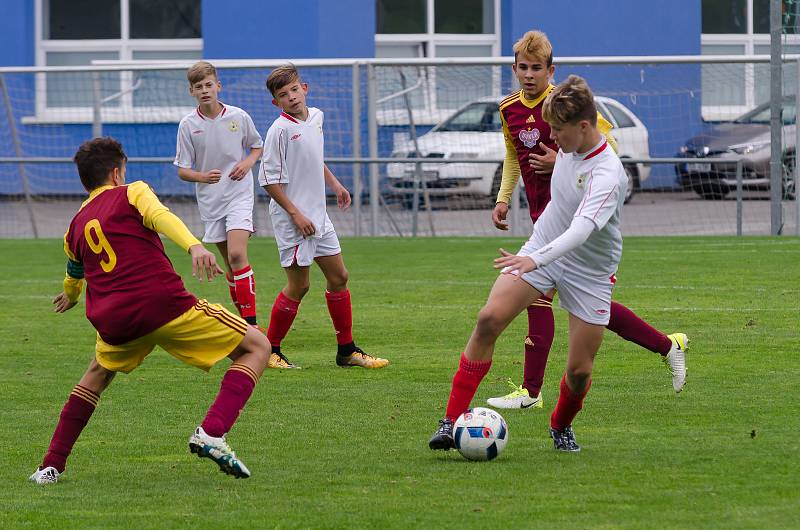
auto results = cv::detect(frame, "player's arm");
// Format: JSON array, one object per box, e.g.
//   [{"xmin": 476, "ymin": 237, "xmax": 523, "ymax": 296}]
[
  {"xmin": 263, "ymin": 183, "xmax": 316, "ymax": 237},
  {"xmin": 492, "ymin": 113, "xmax": 522, "ymax": 230},
  {"xmin": 597, "ymin": 114, "xmax": 619, "ymax": 153},
  {"xmin": 127, "ymin": 181, "xmax": 221, "ymax": 280},
  {"xmin": 174, "ymin": 121, "xmax": 221, "ymax": 184},
  {"xmin": 230, "ymin": 113, "xmax": 265, "ymax": 180},
  {"xmin": 323, "ymin": 164, "xmax": 351, "ymax": 210},
  {"xmin": 53, "ymin": 235, "xmax": 84, "ymax": 313}
]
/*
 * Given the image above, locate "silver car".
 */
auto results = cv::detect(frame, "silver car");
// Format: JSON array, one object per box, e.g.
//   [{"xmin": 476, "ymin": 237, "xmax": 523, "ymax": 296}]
[
  {"xmin": 675, "ymin": 97, "xmax": 797, "ymax": 200},
  {"xmin": 386, "ymin": 95, "xmax": 651, "ymax": 206}
]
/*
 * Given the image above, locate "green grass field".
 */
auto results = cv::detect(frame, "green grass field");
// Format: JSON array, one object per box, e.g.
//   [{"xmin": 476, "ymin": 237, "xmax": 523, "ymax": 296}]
[{"xmin": 1, "ymin": 236, "xmax": 798, "ymax": 529}]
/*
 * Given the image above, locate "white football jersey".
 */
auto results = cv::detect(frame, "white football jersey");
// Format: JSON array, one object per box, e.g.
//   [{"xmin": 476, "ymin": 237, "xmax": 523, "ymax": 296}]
[
  {"xmin": 174, "ymin": 104, "xmax": 263, "ymax": 222},
  {"xmin": 258, "ymin": 107, "xmax": 332, "ymax": 250},
  {"xmin": 530, "ymin": 138, "xmax": 627, "ymax": 275}
]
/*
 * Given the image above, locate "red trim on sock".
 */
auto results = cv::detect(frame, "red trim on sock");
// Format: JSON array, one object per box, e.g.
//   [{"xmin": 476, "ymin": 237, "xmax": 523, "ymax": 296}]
[{"xmin": 232, "ymin": 266, "xmax": 256, "ymax": 320}]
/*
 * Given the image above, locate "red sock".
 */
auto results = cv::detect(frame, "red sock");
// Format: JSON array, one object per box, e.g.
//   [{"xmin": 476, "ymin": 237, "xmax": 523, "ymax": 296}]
[
  {"xmin": 445, "ymin": 353, "xmax": 492, "ymax": 421},
  {"xmin": 225, "ymin": 273, "xmax": 241, "ymax": 313},
  {"xmin": 41, "ymin": 385, "xmax": 99, "ymax": 473},
  {"xmin": 522, "ymin": 297, "xmax": 554, "ymax": 397},
  {"xmin": 325, "ymin": 289, "xmax": 353, "ymax": 345},
  {"xmin": 233, "ymin": 266, "xmax": 257, "ymax": 323},
  {"xmin": 201, "ymin": 364, "xmax": 258, "ymax": 437},
  {"xmin": 550, "ymin": 374, "xmax": 592, "ymax": 430},
  {"xmin": 266, "ymin": 291, "xmax": 300, "ymax": 348},
  {"xmin": 607, "ymin": 301, "xmax": 671, "ymax": 355}
]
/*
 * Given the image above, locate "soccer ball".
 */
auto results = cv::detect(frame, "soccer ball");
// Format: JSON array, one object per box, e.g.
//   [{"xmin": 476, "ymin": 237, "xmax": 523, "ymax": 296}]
[{"xmin": 453, "ymin": 407, "xmax": 508, "ymax": 461}]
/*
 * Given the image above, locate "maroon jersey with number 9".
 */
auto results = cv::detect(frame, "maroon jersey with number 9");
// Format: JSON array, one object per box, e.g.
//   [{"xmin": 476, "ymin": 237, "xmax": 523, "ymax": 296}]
[{"xmin": 65, "ymin": 185, "xmax": 196, "ymax": 345}]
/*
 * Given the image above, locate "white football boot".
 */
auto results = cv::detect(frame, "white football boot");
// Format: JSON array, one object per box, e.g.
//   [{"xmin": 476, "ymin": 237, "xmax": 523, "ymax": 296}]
[
  {"xmin": 487, "ymin": 379, "xmax": 543, "ymax": 409},
  {"xmin": 664, "ymin": 333, "xmax": 689, "ymax": 393},
  {"xmin": 189, "ymin": 426, "xmax": 251, "ymax": 479},
  {"xmin": 29, "ymin": 466, "xmax": 60, "ymax": 485}
]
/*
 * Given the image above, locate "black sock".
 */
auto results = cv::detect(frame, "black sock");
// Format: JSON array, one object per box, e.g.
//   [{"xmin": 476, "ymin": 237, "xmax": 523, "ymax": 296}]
[
  {"xmin": 244, "ymin": 316, "xmax": 257, "ymax": 326},
  {"xmin": 337, "ymin": 342, "xmax": 357, "ymax": 357},
  {"xmin": 271, "ymin": 345, "xmax": 281, "ymax": 354}
]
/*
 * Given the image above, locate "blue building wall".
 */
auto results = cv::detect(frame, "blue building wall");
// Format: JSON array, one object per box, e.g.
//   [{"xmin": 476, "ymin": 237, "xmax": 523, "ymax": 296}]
[
  {"xmin": 0, "ymin": 0, "xmax": 701, "ymax": 194},
  {"xmin": 502, "ymin": 0, "xmax": 703, "ymax": 187}
]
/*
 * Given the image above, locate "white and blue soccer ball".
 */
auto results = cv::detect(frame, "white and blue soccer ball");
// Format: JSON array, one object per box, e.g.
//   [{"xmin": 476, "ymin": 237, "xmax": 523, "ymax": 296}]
[{"xmin": 453, "ymin": 407, "xmax": 508, "ymax": 461}]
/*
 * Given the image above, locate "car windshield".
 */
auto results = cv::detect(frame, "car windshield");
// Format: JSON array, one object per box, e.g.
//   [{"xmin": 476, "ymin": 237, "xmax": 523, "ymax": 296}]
[
  {"xmin": 435, "ymin": 102, "xmax": 502, "ymax": 132},
  {"xmin": 734, "ymin": 101, "xmax": 796, "ymax": 125}
]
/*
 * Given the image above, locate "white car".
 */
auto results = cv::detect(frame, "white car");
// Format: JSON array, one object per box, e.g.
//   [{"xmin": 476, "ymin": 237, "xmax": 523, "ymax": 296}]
[{"xmin": 386, "ymin": 95, "xmax": 651, "ymax": 204}]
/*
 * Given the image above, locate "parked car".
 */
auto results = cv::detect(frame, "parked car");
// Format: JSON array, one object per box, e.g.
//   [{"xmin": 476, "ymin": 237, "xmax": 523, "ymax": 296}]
[
  {"xmin": 386, "ymin": 95, "xmax": 651, "ymax": 206},
  {"xmin": 675, "ymin": 97, "xmax": 797, "ymax": 200}
]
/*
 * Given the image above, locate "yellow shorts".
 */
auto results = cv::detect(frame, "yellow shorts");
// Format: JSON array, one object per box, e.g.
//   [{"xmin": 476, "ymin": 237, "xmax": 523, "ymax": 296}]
[{"xmin": 95, "ymin": 299, "xmax": 249, "ymax": 373}]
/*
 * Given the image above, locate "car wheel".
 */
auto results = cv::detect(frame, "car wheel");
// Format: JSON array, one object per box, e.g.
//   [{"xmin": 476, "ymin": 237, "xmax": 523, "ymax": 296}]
[
  {"xmin": 695, "ymin": 182, "xmax": 729, "ymax": 200},
  {"xmin": 622, "ymin": 163, "xmax": 638, "ymax": 204},
  {"xmin": 782, "ymin": 153, "xmax": 797, "ymax": 200}
]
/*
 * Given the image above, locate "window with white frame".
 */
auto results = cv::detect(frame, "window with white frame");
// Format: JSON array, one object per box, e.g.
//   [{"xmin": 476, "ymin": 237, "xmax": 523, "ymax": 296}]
[
  {"xmin": 31, "ymin": 0, "xmax": 202, "ymax": 122},
  {"xmin": 375, "ymin": 0, "xmax": 501, "ymax": 125},
  {"xmin": 701, "ymin": 0, "xmax": 800, "ymax": 121}
]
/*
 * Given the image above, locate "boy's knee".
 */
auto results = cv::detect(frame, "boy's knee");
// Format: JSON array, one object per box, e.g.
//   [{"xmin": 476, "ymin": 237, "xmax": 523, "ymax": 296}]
[
  {"xmin": 475, "ymin": 307, "xmax": 504, "ymax": 339},
  {"xmin": 228, "ymin": 250, "xmax": 247, "ymax": 269}
]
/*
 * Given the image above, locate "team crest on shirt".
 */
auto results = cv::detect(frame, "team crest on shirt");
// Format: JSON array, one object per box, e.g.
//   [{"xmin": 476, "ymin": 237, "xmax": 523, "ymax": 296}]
[
  {"xmin": 317, "ymin": 123, "xmax": 323, "ymax": 134},
  {"xmin": 518, "ymin": 128, "xmax": 540, "ymax": 148},
  {"xmin": 228, "ymin": 120, "xmax": 240, "ymax": 132},
  {"xmin": 576, "ymin": 172, "xmax": 588, "ymax": 188}
]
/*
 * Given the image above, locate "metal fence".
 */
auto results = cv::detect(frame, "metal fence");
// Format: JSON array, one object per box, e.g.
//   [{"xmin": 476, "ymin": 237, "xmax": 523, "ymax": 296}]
[{"xmin": 1, "ymin": 55, "xmax": 798, "ymax": 238}]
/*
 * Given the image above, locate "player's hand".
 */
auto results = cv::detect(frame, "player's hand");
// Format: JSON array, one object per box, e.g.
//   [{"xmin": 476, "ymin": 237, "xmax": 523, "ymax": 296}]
[
  {"xmin": 335, "ymin": 185, "xmax": 351, "ymax": 210},
  {"xmin": 201, "ymin": 169, "xmax": 222, "ymax": 184},
  {"xmin": 529, "ymin": 143, "xmax": 557, "ymax": 173},
  {"xmin": 492, "ymin": 202, "xmax": 509, "ymax": 230},
  {"xmin": 52, "ymin": 292, "xmax": 77, "ymax": 313},
  {"xmin": 291, "ymin": 212, "xmax": 316, "ymax": 237},
  {"xmin": 229, "ymin": 161, "xmax": 253, "ymax": 181},
  {"xmin": 189, "ymin": 244, "xmax": 224, "ymax": 281},
  {"xmin": 493, "ymin": 248, "xmax": 537, "ymax": 277}
]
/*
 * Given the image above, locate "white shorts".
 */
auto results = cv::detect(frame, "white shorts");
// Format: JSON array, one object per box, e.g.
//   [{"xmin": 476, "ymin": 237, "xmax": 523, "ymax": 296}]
[
  {"xmin": 515, "ymin": 242, "xmax": 616, "ymax": 325},
  {"xmin": 202, "ymin": 205, "xmax": 254, "ymax": 244},
  {"xmin": 278, "ymin": 228, "xmax": 341, "ymax": 267}
]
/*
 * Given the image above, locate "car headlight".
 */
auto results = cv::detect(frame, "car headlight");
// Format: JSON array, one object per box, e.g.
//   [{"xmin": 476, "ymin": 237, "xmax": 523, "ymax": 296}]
[
  {"xmin": 728, "ymin": 140, "xmax": 770, "ymax": 155},
  {"xmin": 449, "ymin": 152, "xmax": 479, "ymax": 160}
]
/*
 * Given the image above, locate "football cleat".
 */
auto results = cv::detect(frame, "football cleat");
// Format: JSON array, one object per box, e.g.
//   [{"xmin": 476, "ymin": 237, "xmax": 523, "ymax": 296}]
[
  {"xmin": 336, "ymin": 347, "xmax": 389, "ymax": 369},
  {"xmin": 549, "ymin": 425, "xmax": 581, "ymax": 452},
  {"xmin": 486, "ymin": 379, "xmax": 543, "ymax": 409},
  {"xmin": 664, "ymin": 333, "xmax": 689, "ymax": 393},
  {"xmin": 269, "ymin": 352, "xmax": 300, "ymax": 369},
  {"xmin": 188, "ymin": 426, "xmax": 251, "ymax": 479},
  {"xmin": 29, "ymin": 466, "xmax": 60, "ymax": 485},
  {"xmin": 429, "ymin": 418, "xmax": 455, "ymax": 450}
]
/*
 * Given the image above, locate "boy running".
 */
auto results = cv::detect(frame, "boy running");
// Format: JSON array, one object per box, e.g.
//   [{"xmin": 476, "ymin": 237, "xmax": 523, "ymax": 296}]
[
  {"xmin": 487, "ymin": 31, "xmax": 687, "ymax": 410},
  {"xmin": 175, "ymin": 61, "xmax": 264, "ymax": 331},
  {"xmin": 430, "ymin": 75, "xmax": 632, "ymax": 452},
  {"xmin": 30, "ymin": 138, "xmax": 270, "ymax": 484},
  {"xmin": 258, "ymin": 64, "xmax": 389, "ymax": 370}
]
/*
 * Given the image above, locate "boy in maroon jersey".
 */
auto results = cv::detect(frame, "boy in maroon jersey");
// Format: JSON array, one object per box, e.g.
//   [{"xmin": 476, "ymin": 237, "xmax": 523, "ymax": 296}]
[
  {"xmin": 485, "ymin": 31, "xmax": 687, "ymax": 410},
  {"xmin": 29, "ymin": 137, "xmax": 270, "ymax": 485}
]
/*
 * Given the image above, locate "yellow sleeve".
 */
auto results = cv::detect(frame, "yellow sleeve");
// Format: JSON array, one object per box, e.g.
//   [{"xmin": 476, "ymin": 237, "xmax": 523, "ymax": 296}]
[
  {"xmin": 63, "ymin": 274, "xmax": 84, "ymax": 303},
  {"xmin": 496, "ymin": 113, "xmax": 522, "ymax": 204},
  {"xmin": 62, "ymin": 231, "xmax": 84, "ymax": 302},
  {"xmin": 597, "ymin": 114, "xmax": 619, "ymax": 154},
  {"xmin": 127, "ymin": 181, "xmax": 201, "ymax": 252}
]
